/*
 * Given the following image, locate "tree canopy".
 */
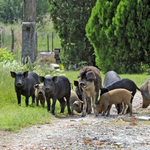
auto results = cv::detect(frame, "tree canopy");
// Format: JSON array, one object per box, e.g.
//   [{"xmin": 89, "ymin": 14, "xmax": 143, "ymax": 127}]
[
  {"xmin": 0, "ymin": 0, "xmax": 49, "ymax": 24},
  {"xmin": 48, "ymin": 0, "xmax": 97, "ymax": 68},
  {"xmin": 86, "ymin": 0, "xmax": 150, "ymax": 73}
]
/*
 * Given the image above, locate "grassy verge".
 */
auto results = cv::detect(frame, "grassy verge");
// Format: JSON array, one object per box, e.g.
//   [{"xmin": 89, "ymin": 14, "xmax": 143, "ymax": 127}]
[{"xmin": 0, "ymin": 62, "xmax": 149, "ymax": 132}]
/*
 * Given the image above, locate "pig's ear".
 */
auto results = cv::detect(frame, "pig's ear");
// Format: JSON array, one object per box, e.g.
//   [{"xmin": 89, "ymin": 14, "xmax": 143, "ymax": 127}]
[
  {"xmin": 39, "ymin": 76, "xmax": 45, "ymax": 82},
  {"xmin": 10, "ymin": 71, "xmax": 16, "ymax": 78},
  {"xmin": 34, "ymin": 84, "xmax": 39, "ymax": 89},
  {"xmin": 86, "ymin": 71, "xmax": 96, "ymax": 80},
  {"xmin": 23, "ymin": 71, "xmax": 28, "ymax": 78},
  {"xmin": 74, "ymin": 80, "xmax": 79, "ymax": 86},
  {"xmin": 77, "ymin": 74, "xmax": 81, "ymax": 78},
  {"xmin": 52, "ymin": 76, "xmax": 58, "ymax": 83},
  {"xmin": 73, "ymin": 101, "xmax": 79, "ymax": 106}
]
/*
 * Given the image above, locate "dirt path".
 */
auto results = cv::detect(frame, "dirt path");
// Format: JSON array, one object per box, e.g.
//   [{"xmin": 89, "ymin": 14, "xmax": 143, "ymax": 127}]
[{"xmin": 1, "ymin": 92, "xmax": 150, "ymax": 150}]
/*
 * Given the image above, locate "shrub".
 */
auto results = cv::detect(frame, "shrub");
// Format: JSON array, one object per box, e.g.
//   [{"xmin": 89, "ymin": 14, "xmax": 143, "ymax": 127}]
[{"xmin": 0, "ymin": 47, "xmax": 15, "ymax": 62}]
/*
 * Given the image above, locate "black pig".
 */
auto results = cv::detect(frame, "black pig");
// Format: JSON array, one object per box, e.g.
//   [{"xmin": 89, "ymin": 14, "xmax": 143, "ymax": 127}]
[
  {"xmin": 103, "ymin": 71, "xmax": 121, "ymax": 87},
  {"xmin": 10, "ymin": 71, "xmax": 40, "ymax": 106},
  {"xmin": 39, "ymin": 76, "xmax": 71, "ymax": 115}
]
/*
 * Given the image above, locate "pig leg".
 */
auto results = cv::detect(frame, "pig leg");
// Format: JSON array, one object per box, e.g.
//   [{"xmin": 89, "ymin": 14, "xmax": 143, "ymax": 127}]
[
  {"xmin": 51, "ymin": 97, "xmax": 57, "ymax": 115},
  {"xmin": 65, "ymin": 95, "xmax": 71, "ymax": 115},
  {"xmin": 36, "ymin": 97, "xmax": 39, "ymax": 106},
  {"xmin": 126, "ymin": 101, "xmax": 132, "ymax": 116},
  {"xmin": 87, "ymin": 97, "xmax": 91, "ymax": 114},
  {"xmin": 40, "ymin": 97, "xmax": 45, "ymax": 108},
  {"xmin": 59, "ymin": 98, "xmax": 66, "ymax": 113},
  {"xmin": 92, "ymin": 96, "xmax": 98, "ymax": 117},
  {"xmin": 17, "ymin": 93, "xmax": 21, "ymax": 105},
  {"xmin": 25, "ymin": 96, "xmax": 29, "ymax": 106},
  {"xmin": 126, "ymin": 91, "xmax": 135, "ymax": 114},
  {"xmin": 115, "ymin": 103, "xmax": 123, "ymax": 114},
  {"xmin": 81, "ymin": 93, "xmax": 87, "ymax": 117},
  {"xmin": 46, "ymin": 96, "xmax": 51, "ymax": 112},
  {"xmin": 120, "ymin": 103, "xmax": 126, "ymax": 115},
  {"xmin": 102, "ymin": 103, "xmax": 109, "ymax": 116},
  {"xmin": 31, "ymin": 94, "xmax": 35, "ymax": 105},
  {"xmin": 106, "ymin": 105, "xmax": 112, "ymax": 116}
]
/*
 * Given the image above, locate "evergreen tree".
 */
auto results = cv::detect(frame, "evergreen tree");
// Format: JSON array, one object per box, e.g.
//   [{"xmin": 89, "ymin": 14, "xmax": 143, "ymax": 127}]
[
  {"xmin": 86, "ymin": 0, "xmax": 150, "ymax": 73},
  {"xmin": 0, "ymin": 0, "xmax": 49, "ymax": 24},
  {"xmin": 49, "ymin": 0, "xmax": 97, "ymax": 68}
]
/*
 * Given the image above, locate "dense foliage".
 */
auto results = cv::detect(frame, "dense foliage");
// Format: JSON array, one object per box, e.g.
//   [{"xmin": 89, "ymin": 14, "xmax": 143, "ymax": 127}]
[
  {"xmin": 0, "ymin": 0, "xmax": 49, "ymax": 24},
  {"xmin": 86, "ymin": 0, "xmax": 150, "ymax": 73},
  {"xmin": 0, "ymin": 48, "xmax": 15, "ymax": 62},
  {"xmin": 48, "ymin": 0, "xmax": 97, "ymax": 68}
]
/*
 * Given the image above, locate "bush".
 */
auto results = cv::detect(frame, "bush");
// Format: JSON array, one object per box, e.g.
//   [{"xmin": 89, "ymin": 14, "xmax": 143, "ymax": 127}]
[{"xmin": 0, "ymin": 47, "xmax": 15, "ymax": 62}]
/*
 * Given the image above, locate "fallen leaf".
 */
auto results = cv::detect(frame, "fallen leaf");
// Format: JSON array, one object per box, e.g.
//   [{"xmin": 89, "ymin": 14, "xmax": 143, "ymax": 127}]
[
  {"xmin": 95, "ymin": 141, "xmax": 105, "ymax": 145},
  {"xmin": 130, "ymin": 117, "xmax": 136, "ymax": 121},
  {"xmin": 141, "ymin": 142, "xmax": 150, "ymax": 145},
  {"xmin": 82, "ymin": 137, "xmax": 92, "ymax": 145},
  {"xmin": 129, "ymin": 122, "xmax": 138, "ymax": 126}
]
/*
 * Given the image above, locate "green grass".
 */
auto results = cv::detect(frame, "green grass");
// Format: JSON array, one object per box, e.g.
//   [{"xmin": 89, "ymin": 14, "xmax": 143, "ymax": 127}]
[{"xmin": 0, "ymin": 61, "xmax": 150, "ymax": 132}]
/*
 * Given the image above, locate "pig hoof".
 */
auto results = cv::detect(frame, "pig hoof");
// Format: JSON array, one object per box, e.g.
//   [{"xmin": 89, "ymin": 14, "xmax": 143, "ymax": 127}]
[{"xmin": 81, "ymin": 112, "xmax": 86, "ymax": 117}]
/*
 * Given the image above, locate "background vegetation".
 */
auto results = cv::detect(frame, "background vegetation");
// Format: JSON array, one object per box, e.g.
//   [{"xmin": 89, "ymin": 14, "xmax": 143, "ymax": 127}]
[
  {"xmin": 49, "ymin": 0, "xmax": 97, "ymax": 68},
  {"xmin": 86, "ymin": 0, "xmax": 150, "ymax": 74}
]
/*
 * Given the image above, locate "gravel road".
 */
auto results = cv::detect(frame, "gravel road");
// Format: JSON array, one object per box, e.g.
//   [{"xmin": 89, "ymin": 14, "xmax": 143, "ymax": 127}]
[{"xmin": 1, "ymin": 92, "xmax": 150, "ymax": 150}]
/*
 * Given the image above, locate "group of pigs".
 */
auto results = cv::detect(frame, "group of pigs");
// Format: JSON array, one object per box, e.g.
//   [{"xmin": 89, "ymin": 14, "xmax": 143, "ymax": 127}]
[{"xmin": 10, "ymin": 66, "xmax": 150, "ymax": 117}]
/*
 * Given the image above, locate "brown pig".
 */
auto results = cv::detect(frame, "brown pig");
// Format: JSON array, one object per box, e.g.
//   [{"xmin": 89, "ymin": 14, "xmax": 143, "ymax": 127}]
[
  {"xmin": 77, "ymin": 66, "xmax": 102, "ymax": 117},
  {"xmin": 70, "ymin": 91, "xmax": 83, "ymax": 114},
  {"xmin": 34, "ymin": 84, "xmax": 46, "ymax": 108},
  {"xmin": 96, "ymin": 89, "xmax": 132, "ymax": 116},
  {"xmin": 139, "ymin": 77, "xmax": 150, "ymax": 108}
]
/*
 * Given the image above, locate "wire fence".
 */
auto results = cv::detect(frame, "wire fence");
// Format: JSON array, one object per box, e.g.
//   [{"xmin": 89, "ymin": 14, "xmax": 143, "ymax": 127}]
[{"xmin": 0, "ymin": 27, "xmax": 61, "ymax": 54}]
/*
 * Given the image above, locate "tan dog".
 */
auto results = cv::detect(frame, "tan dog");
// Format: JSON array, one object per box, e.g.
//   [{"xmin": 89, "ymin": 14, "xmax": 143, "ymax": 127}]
[
  {"xmin": 96, "ymin": 89, "xmax": 132, "ymax": 116},
  {"xmin": 34, "ymin": 84, "xmax": 46, "ymax": 108}
]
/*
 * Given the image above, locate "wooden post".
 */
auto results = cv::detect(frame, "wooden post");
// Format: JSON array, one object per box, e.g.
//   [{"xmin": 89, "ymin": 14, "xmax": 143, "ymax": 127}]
[
  {"xmin": 52, "ymin": 32, "xmax": 53, "ymax": 52},
  {"xmin": 47, "ymin": 34, "xmax": 49, "ymax": 52},
  {"xmin": 11, "ymin": 29, "xmax": 14, "ymax": 53},
  {"xmin": 22, "ymin": 0, "xmax": 36, "ymax": 64},
  {"xmin": 2, "ymin": 29, "xmax": 4, "ymax": 46},
  {"xmin": 0, "ymin": 33, "xmax": 1, "ymax": 48}
]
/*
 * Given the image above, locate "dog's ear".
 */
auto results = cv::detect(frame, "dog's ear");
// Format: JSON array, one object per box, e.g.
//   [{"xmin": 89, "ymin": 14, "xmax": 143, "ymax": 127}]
[
  {"xmin": 100, "ymin": 88, "xmax": 109, "ymax": 95},
  {"xmin": 86, "ymin": 71, "xmax": 96, "ymax": 80}
]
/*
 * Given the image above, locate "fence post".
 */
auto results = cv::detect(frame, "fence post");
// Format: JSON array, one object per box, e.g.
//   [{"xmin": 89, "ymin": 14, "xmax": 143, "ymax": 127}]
[
  {"xmin": 22, "ymin": 0, "xmax": 36, "ymax": 64},
  {"xmin": 52, "ymin": 32, "xmax": 53, "ymax": 52},
  {"xmin": 11, "ymin": 29, "xmax": 14, "ymax": 53},
  {"xmin": 47, "ymin": 34, "xmax": 49, "ymax": 52},
  {"xmin": 0, "ymin": 33, "xmax": 1, "ymax": 48},
  {"xmin": 2, "ymin": 29, "xmax": 4, "ymax": 46}
]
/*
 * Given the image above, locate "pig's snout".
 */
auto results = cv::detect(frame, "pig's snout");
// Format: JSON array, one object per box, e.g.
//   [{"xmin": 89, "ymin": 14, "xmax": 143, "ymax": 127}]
[
  {"xmin": 16, "ymin": 82, "xmax": 22, "ymax": 87},
  {"xmin": 38, "ymin": 91, "xmax": 43, "ymax": 94},
  {"xmin": 45, "ymin": 87, "xmax": 50, "ymax": 92},
  {"xmin": 79, "ymin": 82, "xmax": 86, "ymax": 88}
]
